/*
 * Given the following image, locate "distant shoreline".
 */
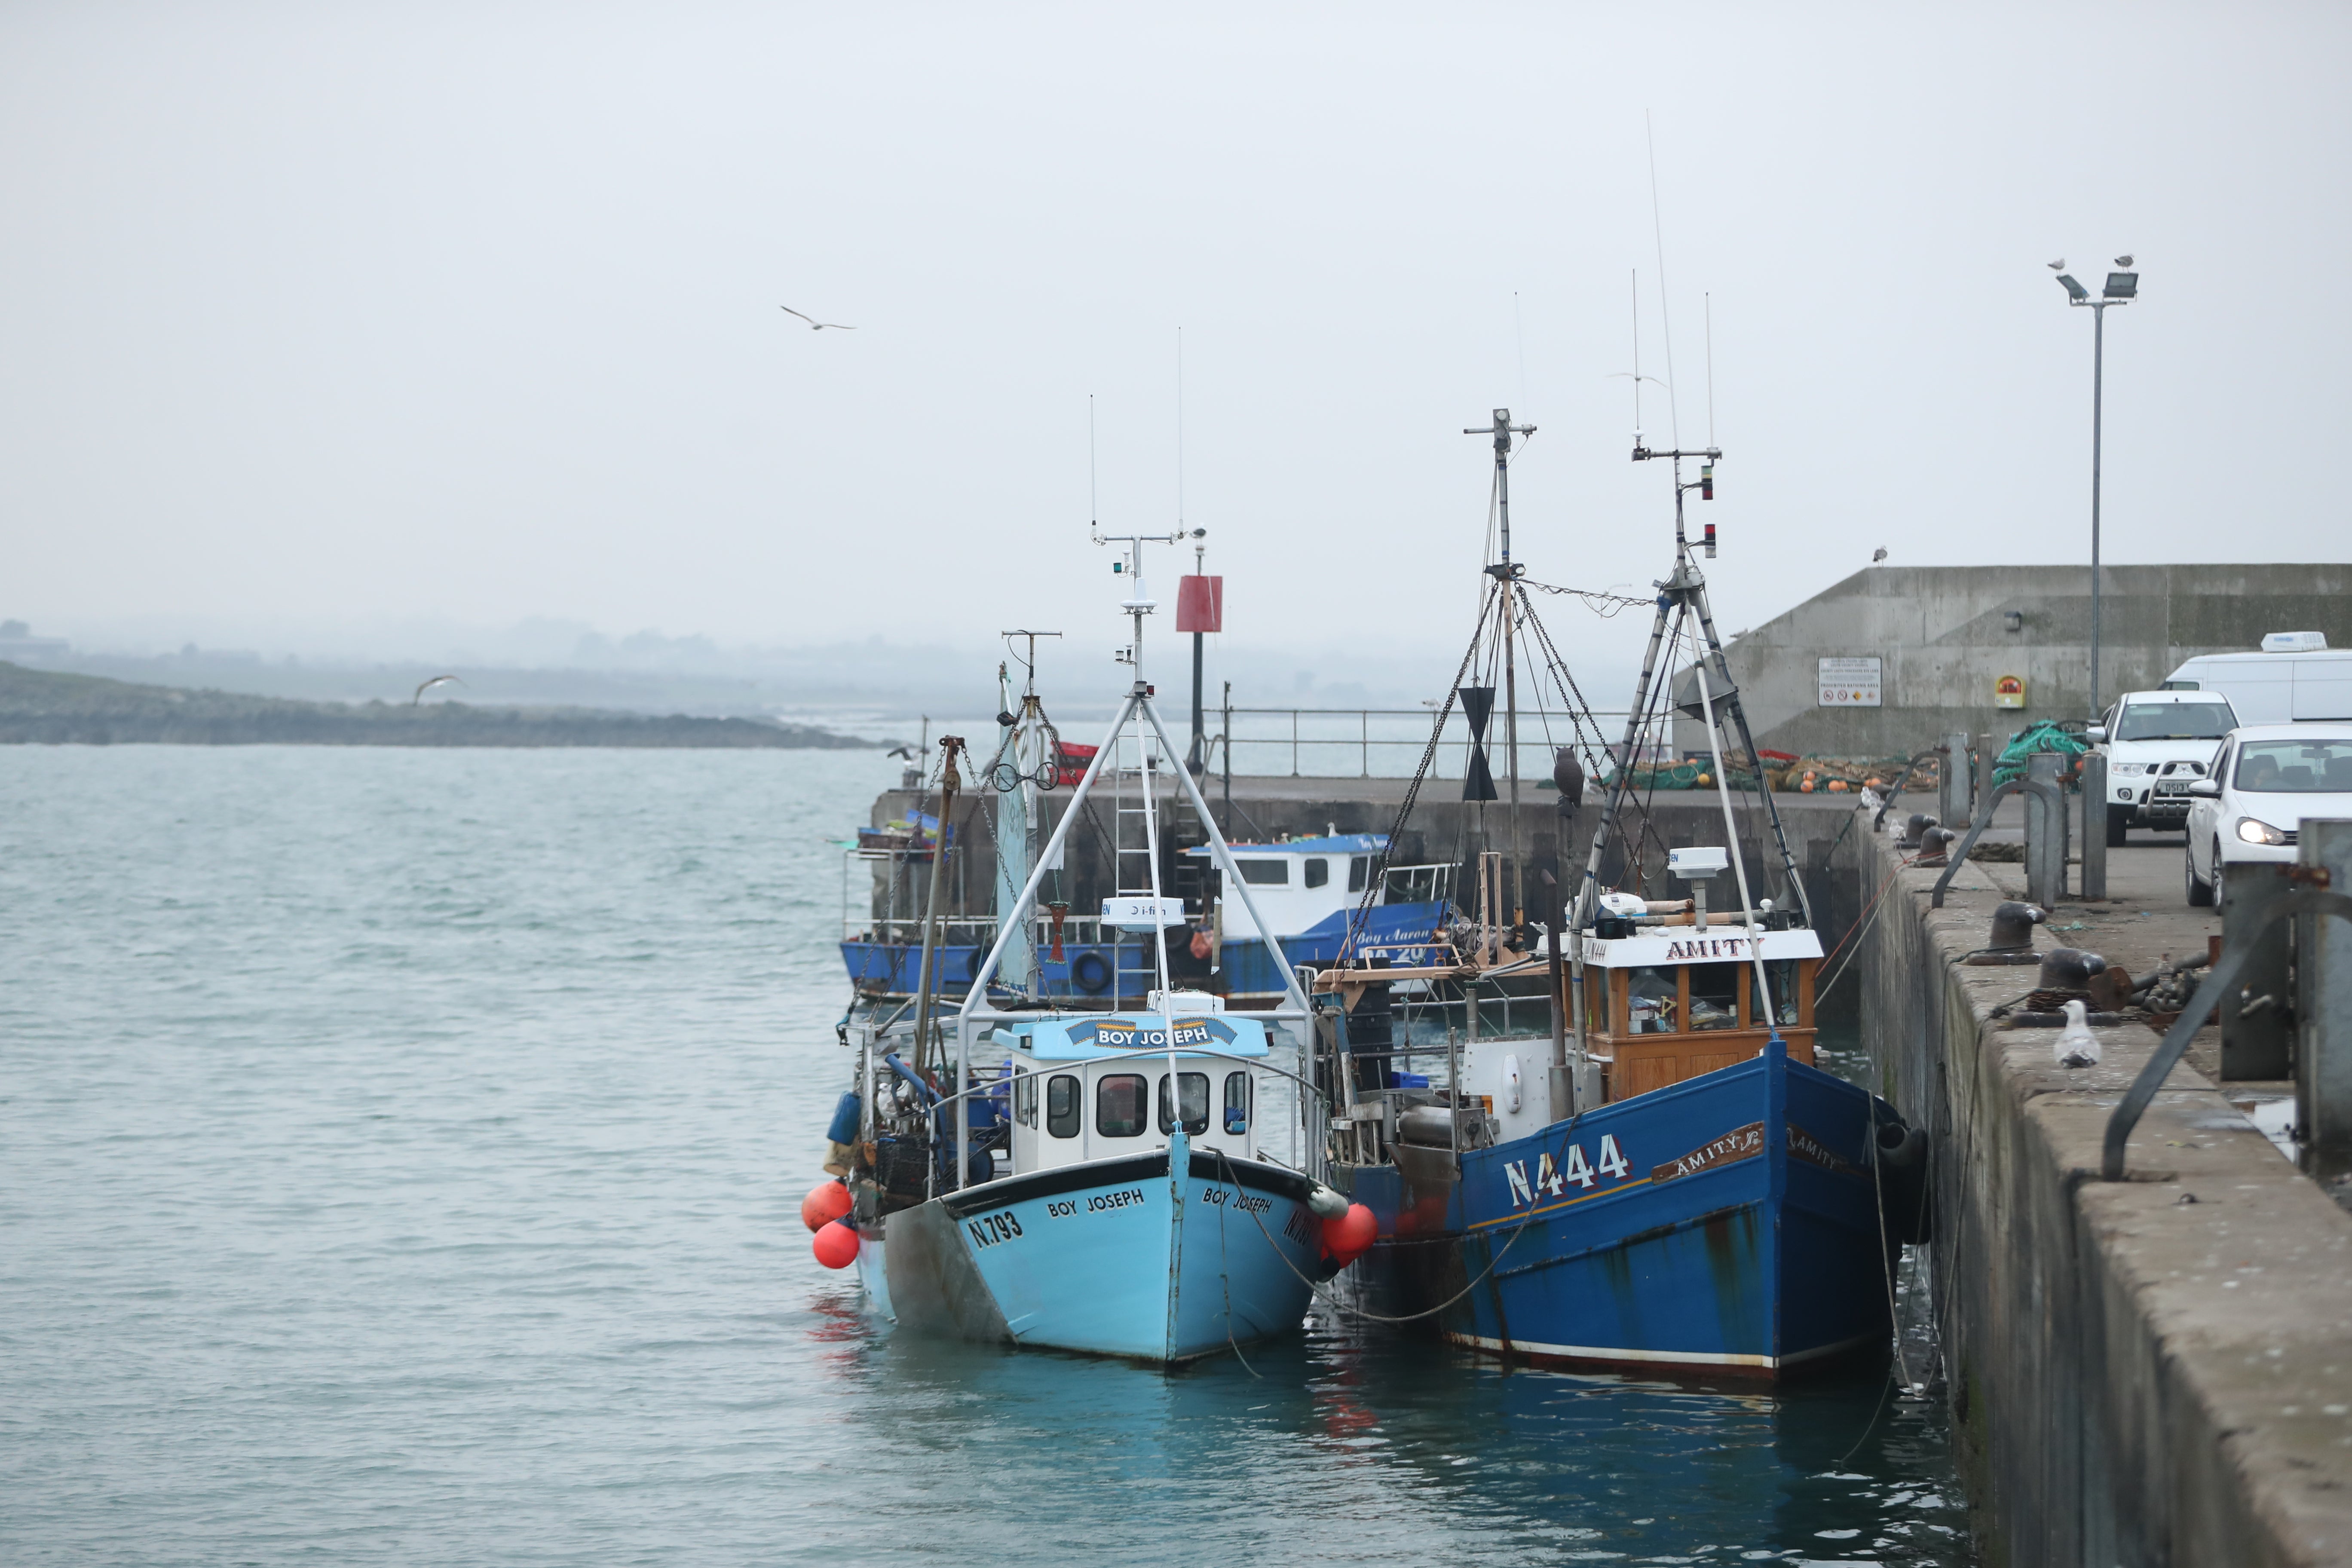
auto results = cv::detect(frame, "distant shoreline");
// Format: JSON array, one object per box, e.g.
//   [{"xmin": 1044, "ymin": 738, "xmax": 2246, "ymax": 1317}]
[{"xmin": 0, "ymin": 662, "xmax": 876, "ymax": 749}]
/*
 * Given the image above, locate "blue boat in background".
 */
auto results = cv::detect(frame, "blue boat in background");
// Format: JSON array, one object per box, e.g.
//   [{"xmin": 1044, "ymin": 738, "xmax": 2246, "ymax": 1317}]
[{"xmin": 839, "ymin": 826, "xmax": 1455, "ymax": 1006}]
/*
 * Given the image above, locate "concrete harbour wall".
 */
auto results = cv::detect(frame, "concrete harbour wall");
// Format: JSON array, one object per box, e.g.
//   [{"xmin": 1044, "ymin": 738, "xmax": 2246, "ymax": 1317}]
[
  {"xmin": 1675, "ymin": 563, "xmax": 2352, "ymax": 758},
  {"xmin": 1859, "ymin": 820, "xmax": 2352, "ymax": 1565}
]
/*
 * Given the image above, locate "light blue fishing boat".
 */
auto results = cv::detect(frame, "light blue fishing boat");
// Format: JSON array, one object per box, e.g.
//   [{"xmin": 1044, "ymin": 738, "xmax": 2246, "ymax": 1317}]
[
  {"xmin": 822, "ymin": 526, "xmax": 1347, "ymax": 1364},
  {"xmin": 873, "ymin": 1007, "xmax": 1333, "ymax": 1361}
]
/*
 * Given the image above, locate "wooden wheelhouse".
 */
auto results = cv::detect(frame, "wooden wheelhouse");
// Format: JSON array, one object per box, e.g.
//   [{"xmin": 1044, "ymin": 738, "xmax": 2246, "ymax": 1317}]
[{"xmin": 1579, "ymin": 926, "xmax": 1823, "ymax": 1103}]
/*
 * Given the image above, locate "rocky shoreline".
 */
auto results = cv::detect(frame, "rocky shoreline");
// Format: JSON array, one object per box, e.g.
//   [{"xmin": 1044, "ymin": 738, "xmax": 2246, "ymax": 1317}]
[{"xmin": 0, "ymin": 662, "xmax": 871, "ymax": 748}]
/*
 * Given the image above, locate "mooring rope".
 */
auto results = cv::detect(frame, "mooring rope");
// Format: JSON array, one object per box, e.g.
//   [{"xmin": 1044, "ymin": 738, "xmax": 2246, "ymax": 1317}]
[{"xmin": 1208, "ymin": 1102, "xmax": 1590, "ymax": 1329}]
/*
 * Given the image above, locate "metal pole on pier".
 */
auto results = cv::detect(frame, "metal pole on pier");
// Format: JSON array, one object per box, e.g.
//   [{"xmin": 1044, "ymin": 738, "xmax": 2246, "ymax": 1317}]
[
  {"xmin": 2049, "ymin": 259, "xmax": 2138, "ymax": 720},
  {"xmin": 1179, "ymin": 534, "xmax": 1215, "ymax": 774}
]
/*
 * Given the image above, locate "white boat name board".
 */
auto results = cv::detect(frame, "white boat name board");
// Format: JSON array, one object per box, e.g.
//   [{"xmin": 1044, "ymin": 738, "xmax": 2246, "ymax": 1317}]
[
  {"xmin": 1102, "ymin": 895, "xmax": 1188, "ymax": 930},
  {"xmin": 1581, "ymin": 928, "xmax": 1825, "ymax": 968}
]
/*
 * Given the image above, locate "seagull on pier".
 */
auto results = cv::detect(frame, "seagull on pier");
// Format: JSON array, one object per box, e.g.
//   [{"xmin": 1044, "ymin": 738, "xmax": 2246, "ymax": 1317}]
[
  {"xmin": 413, "ymin": 674, "xmax": 463, "ymax": 705},
  {"xmin": 781, "ymin": 305, "xmax": 856, "ymax": 331},
  {"xmin": 1872, "ymin": 547, "xmax": 1889, "ymax": 563}
]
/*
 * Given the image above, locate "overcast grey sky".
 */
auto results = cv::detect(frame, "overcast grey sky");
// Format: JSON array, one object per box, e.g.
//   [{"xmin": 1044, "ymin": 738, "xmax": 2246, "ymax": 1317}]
[{"xmin": 4, "ymin": 2, "xmax": 2347, "ymax": 692}]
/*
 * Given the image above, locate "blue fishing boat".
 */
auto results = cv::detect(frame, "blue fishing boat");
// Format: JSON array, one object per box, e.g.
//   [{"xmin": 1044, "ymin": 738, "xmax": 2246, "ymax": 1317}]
[
  {"xmin": 840, "ymin": 831, "xmax": 1455, "ymax": 1006},
  {"xmin": 811, "ymin": 526, "xmax": 1360, "ymax": 1365},
  {"xmin": 1313, "ymin": 413, "xmax": 1921, "ymax": 1377}
]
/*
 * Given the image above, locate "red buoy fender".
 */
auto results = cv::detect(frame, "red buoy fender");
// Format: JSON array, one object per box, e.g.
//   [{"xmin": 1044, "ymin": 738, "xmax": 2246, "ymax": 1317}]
[
  {"xmin": 812, "ymin": 1220, "xmax": 860, "ymax": 1269},
  {"xmin": 802, "ymin": 1180, "xmax": 853, "ymax": 1232},
  {"xmin": 1321, "ymin": 1203, "xmax": 1377, "ymax": 1265}
]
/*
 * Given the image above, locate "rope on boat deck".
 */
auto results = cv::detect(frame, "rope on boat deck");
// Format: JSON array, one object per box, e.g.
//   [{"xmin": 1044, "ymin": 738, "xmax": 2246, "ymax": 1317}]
[{"xmin": 1207, "ymin": 1131, "xmax": 1571, "ymax": 1329}]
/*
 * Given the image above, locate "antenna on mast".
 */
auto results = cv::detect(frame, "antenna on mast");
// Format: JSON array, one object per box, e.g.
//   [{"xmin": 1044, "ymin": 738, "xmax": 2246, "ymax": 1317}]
[
  {"xmin": 1632, "ymin": 270, "xmax": 1642, "ymax": 439},
  {"xmin": 1705, "ymin": 293, "xmax": 1716, "ymax": 450}
]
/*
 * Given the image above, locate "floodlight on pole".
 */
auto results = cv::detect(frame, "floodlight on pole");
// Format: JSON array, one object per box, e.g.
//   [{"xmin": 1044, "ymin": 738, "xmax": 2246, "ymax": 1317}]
[{"xmin": 2051, "ymin": 253, "xmax": 2140, "ymax": 720}]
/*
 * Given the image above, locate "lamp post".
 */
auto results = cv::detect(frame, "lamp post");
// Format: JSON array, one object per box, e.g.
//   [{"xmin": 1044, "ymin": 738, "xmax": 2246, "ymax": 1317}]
[{"xmin": 2052, "ymin": 257, "xmax": 2138, "ymax": 719}]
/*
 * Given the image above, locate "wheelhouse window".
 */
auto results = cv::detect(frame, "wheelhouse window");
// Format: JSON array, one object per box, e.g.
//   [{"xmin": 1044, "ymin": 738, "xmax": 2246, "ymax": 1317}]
[
  {"xmin": 1223, "ymin": 1072, "xmax": 1251, "ymax": 1135},
  {"xmin": 1689, "ymin": 963, "xmax": 1739, "ymax": 1031},
  {"xmin": 1237, "ymin": 860, "xmax": 1288, "ymax": 886},
  {"xmin": 1348, "ymin": 855, "xmax": 1369, "ymax": 893},
  {"xmin": 1586, "ymin": 967, "xmax": 1614, "ymax": 1038},
  {"xmin": 1096, "ymin": 1074, "xmax": 1149, "ymax": 1137},
  {"xmin": 1625, "ymin": 967, "xmax": 1677, "ymax": 1034},
  {"xmin": 1753, "ymin": 960, "xmax": 1801, "ymax": 1027},
  {"xmin": 1156, "ymin": 1072, "xmax": 1210, "ymax": 1135},
  {"xmin": 1304, "ymin": 858, "xmax": 1329, "ymax": 889},
  {"xmin": 1046, "ymin": 1074, "xmax": 1081, "ymax": 1139},
  {"xmin": 1014, "ymin": 1070, "xmax": 1038, "ymax": 1128}
]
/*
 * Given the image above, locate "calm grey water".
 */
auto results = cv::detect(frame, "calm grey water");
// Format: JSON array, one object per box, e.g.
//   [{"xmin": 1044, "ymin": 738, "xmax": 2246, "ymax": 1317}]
[{"xmin": 0, "ymin": 747, "xmax": 1973, "ymax": 1566}]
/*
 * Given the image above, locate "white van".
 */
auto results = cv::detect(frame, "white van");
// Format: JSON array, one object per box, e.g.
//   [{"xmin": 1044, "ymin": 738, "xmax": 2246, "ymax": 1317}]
[
  {"xmin": 2162, "ymin": 633, "xmax": 2352, "ymax": 725},
  {"xmin": 2087, "ymin": 689, "xmax": 2241, "ymax": 844}
]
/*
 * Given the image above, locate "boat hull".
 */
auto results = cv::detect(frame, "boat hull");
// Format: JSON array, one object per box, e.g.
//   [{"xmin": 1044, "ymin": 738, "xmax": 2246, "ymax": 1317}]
[
  {"xmin": 876, "ymin": 1136, "xmax": 1322, "ymax": 1363},
  {"xmin": 1341, "ymin": 1044, "xmax": 1895, "ymax": 1376}
]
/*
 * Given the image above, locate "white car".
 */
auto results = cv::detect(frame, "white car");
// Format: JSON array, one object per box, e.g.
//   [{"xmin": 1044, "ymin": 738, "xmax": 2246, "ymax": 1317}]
[
  {"xmin": 2088, "ymin": 689, "xmax": 2240, "ymax": 845},
  {"xmin": 2183, "ymin": 723, "xmax": 2352, "ymax": 907}
]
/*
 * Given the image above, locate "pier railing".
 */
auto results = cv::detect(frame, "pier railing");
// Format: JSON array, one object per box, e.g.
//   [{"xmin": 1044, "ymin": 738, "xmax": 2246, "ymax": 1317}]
[{"xmin": 1213, "ymin": 705, "xmax": 1635, "ymax": 780}]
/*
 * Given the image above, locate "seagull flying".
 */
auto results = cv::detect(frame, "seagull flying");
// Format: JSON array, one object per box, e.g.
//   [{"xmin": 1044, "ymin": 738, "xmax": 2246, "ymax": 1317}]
[
  {"xmin": 1872, "ymin": 547, "xmax": 1889, "ymax": 563},
  {"xmin": 781, "ymin": 305, "xmax": 856, "ymax": 331},
  {"xmin": 413, "ymin": 674, "xmax": 463, "ymax": 705},
  {"xmin": 2046, "ymin": 258, "xmax": 2066, "ymax": 271}
]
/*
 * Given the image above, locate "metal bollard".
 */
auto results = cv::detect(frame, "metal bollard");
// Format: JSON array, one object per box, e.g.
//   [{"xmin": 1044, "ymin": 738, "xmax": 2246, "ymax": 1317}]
[
  {"xmin": 2298, "ymin": 820, "xmax": 2352, "ymax": 1179},
  {"xmin": 1940, "ymin": 731, "xmax": 1973, "ymax": 828},
  {"xmin": 2223, "ymin": 864, "xmax": 2295, "ymax": 1081},
  {"xmin": 2081, "ymin": 751, "xmax": 2108, "ymax": 901},
  {"xmin": 2025, "ymin": 751, "xmax": 2069, "ymax": 907}
]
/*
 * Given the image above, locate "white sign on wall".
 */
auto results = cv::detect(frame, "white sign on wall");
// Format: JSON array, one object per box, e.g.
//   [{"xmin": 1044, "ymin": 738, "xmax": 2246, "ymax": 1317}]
[{"xmin": 1818, "ymin": 656, "xmax": 1883, "ymax": 708}]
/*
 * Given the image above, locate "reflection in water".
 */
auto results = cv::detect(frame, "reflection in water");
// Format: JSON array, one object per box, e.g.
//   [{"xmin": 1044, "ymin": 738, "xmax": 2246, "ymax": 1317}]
[{"xmin": 793, "ymin": 1293, "xmax": 1969, "ymax": 1565}]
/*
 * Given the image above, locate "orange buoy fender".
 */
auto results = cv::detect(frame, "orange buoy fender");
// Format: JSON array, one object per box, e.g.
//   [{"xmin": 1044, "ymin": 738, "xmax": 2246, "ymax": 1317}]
[
  {"xmin": 812, "ymin": 1220, "xmax": 860, "ymax": 1269},
  {"xmin": 802, "ymin": 1180, "xmax": 853, "ymax": 1232}
]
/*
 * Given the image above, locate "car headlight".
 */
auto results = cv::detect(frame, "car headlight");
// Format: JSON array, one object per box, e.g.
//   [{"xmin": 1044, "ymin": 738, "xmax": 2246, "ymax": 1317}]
[
  {"xmin": 2237, "ymin": 817, "xmax": 2289, "ymax": 846},
  {"xmin": 2110, "ymin": 762, "xmax": 2147, "ymax": 777}
]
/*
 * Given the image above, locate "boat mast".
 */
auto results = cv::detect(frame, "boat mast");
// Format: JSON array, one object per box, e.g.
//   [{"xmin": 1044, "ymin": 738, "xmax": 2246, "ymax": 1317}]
[
  {"xmin": 992, "ymin": 629, "xmax": 1060, "ymax": 995},
  {"xmin": 1466, "ymin": 408, "xmax": 1534, "ymax": 934}
]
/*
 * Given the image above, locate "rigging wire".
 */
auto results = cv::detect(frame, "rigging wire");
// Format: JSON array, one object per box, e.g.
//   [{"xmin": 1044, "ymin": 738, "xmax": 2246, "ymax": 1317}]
[
  {"xmin": 1341, "ymin": 586, "xmax": 1498, "ymax": 959},
  {"xmin": 1518, "ymin": 578, "xmax": 1653, "ymax": 618}
]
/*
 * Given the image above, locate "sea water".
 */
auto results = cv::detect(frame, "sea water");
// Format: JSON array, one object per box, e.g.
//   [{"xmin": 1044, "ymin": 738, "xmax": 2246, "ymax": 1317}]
[{"xmin": 0, "ymin": 747, "xmax": 1973, "ymax": 1565}]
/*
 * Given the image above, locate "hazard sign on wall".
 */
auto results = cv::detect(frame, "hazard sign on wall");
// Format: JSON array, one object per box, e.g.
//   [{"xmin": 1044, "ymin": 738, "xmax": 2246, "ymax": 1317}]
[{"xmin": 1817, "ymin": 657, "xmax": 1882, "ymax": 707}]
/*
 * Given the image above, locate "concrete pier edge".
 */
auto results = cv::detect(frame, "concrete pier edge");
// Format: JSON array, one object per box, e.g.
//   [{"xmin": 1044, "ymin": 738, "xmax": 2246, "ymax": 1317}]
[{"xmin": 1860, "ymin": 810, "xmax": 2352, "ymax": 1565}]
